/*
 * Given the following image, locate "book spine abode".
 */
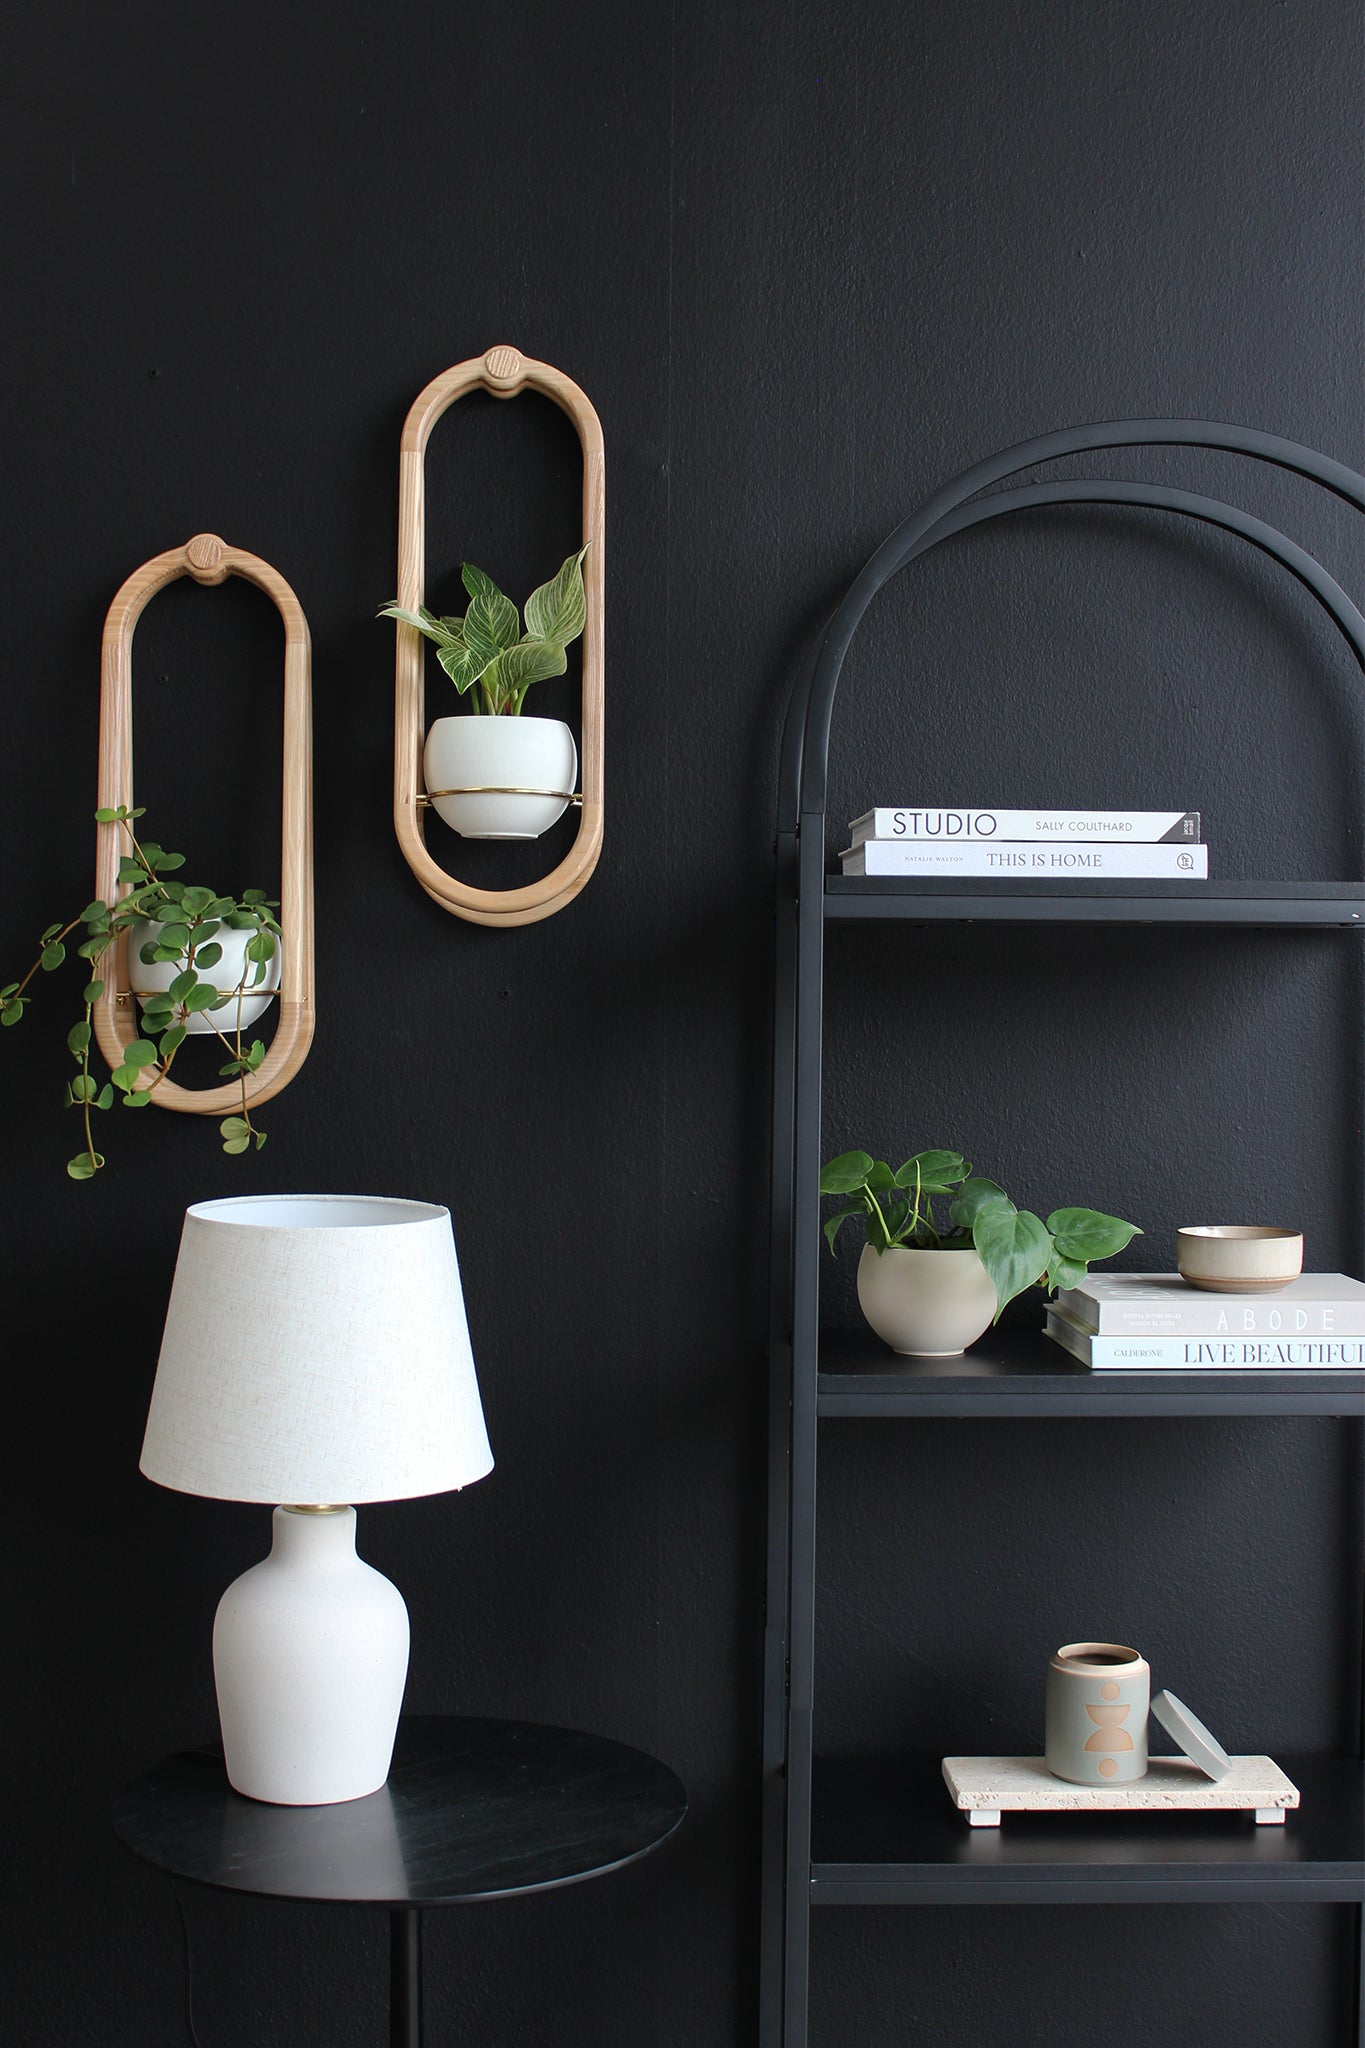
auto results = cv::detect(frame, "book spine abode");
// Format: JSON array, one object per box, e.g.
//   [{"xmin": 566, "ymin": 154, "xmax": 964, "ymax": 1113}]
[
  {"xmin": 92, "ymin": 533, "xmax": 315, "ymax": 1115},
  {"xmin": 392, "ymin": 346, "xmax": 606, "ymax": 928}
]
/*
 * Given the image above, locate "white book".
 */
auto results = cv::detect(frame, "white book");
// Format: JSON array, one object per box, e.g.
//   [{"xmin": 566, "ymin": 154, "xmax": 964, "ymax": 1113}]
[
  {"xmin": 849, "ymin": 809, "xmax": 1201, "ymax": 845},
  {"xmin": 839, "ymin": 841, "xmax": 1209, "ymax": 879},
  {"xmin": 1057, "ymin": 1271, "xmax": 1365, "ymax": 1337},
  {"xmin": 1044, "ymin": 1308, "xmax": 1364, "ymax": 1372}
]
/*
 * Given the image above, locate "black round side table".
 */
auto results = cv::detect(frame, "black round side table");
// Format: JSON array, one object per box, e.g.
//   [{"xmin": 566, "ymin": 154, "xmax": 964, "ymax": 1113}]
[{"xmin": 113, "ymin": 1714, "xmax": 687, "ymax": 2047}]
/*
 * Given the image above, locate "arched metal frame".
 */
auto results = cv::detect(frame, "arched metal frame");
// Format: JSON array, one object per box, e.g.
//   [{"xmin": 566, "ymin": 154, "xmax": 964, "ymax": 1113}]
[
  {"xmin": 92, "ymin": 532, "xmax": 315, "ymax": 1115},
  {"xmin": 761, "ymin": 424, "xmax": 1365, "ymax": 2048},
  {"xmin": 779, "ymin": 421, "xmax": 1365, "ymax": 831}
]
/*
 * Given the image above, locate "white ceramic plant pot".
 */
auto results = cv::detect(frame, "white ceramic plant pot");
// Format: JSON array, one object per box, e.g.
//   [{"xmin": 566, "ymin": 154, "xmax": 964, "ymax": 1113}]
[
  {"xmin": 129, "ymin": 917, "xmax": 281, "ymax": 1035},
  {"xmin": 856, "ymin": 1243, "xmax": 998, "ymax": 1356},
  {"xmin": 423, "ymin": 714, "xmax": 577, "ymax": 840}
]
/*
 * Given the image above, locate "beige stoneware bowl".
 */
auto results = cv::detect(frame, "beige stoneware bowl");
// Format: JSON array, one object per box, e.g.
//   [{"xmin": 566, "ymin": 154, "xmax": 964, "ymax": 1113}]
[{"xmin": 1175, "ymin": 1225, "xmax": 1304, "ymax": 1293}]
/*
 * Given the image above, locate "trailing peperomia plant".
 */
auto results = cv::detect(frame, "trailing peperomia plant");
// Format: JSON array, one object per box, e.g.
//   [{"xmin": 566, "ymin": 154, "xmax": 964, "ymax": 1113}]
[
  {"xmin": 378, "ymin": 547, "xmax": 589, "ymax": 717},
  {"xmin": 1, "ymin": 805, "xmax": 280, "ymax": 1179},
  {"xmin": 820, "ymin": 1146, "xmax": 1141, "ymax": 1320}
]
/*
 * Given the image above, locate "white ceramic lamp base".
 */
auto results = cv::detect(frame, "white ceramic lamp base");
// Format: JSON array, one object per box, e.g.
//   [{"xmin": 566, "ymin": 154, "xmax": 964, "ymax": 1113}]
[{"xmin": 212, "ymin": 1505, "xmax": 410, "ymax": 1806}]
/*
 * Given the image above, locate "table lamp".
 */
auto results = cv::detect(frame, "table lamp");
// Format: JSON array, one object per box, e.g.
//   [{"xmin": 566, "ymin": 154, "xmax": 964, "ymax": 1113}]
[{"xmin": 140, "ymin": 1195, "xmax": 494, "ymax": 1807}]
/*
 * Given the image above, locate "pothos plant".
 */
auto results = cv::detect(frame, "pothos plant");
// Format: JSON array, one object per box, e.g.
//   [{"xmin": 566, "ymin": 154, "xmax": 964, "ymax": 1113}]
[
  {"xmin": 378, "ymin": 546, "xmax": 589, "ymax": 716},
  {"xmin": 1, "ymin": 805, "xmax": 280, "ymax": 1179},
  {"xmin": 820, "ymin": 1146, "xmax": 1141, "ymax": 1320}
]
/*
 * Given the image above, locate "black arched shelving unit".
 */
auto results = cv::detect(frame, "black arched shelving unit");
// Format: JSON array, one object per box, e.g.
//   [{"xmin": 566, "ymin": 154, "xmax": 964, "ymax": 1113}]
[{"xmin": 761, "ymin": 422, "xmax": 1365, "ymax": 2048}]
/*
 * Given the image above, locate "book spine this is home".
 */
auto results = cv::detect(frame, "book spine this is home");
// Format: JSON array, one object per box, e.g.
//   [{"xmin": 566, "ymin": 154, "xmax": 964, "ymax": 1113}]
[
  {"xmin": 1044, "ymin": 1312, "xmax": 1365, "ymax": 1370},
  {"xmin": 849, "ymin": 809, "xmax": 1201, "ymax": 845},
  {"xmin": 840, "ymin": 842, "xmax": 1209, "ymax": 879}
]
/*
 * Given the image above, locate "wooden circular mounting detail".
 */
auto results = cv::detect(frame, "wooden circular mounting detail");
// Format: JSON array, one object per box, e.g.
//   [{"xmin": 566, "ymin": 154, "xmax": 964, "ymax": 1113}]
[
  {"xmin": 393, "ymin": 348, "xmax": 605, "ymax": 927},
  {"xmin": 185, "ymin": 533, "xmax": 227, "ymax": 582},
  {"xmin": 92, "ymin": 536, "xmax": 315, "ymax": 1113},
  {"xmin": 483, "ymin": 345, "xmax": 524, "ymax": 387}
]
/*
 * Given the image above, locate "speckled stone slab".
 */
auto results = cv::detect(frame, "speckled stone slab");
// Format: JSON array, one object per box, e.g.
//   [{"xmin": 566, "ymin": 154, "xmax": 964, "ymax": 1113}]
[{"xmin": 942, "ymin": 1754, "xmax": 1300, "ymax": 1828}]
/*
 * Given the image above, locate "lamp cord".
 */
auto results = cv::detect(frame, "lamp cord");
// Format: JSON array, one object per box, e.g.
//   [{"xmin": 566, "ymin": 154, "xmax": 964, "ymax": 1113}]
[{"xmin": 174, "ymin": 1888, "xmax": 206, "ymax": 2048}]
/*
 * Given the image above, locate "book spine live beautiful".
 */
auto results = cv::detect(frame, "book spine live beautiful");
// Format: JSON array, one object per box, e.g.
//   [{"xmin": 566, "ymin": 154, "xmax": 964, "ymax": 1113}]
[{"xmin": 1044, "ymin": 1314, "xmax": 1365, "ymax": 1370}]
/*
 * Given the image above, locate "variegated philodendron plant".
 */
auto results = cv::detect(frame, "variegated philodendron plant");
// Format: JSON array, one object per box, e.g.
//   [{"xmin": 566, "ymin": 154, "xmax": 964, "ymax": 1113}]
[{"xmin": 379, "ymin": 546, "xmax": 589, "ymax": 717}]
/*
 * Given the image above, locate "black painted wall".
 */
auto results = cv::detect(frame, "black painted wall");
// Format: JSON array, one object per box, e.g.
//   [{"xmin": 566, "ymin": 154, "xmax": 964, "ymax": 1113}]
[{"xmin": 2, "ymin": 3, "xmax": 1361, "ymax": 2044}]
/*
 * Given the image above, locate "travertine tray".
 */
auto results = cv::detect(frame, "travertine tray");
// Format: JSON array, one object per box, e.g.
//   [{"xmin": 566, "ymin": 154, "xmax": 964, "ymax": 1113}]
[{"xmin": 942, "ymin": 1755, "xmax": 1300, "ymax": 1828}]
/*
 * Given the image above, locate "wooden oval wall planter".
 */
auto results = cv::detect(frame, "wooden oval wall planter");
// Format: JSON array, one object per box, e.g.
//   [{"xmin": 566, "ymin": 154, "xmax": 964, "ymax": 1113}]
[
  {"xmin": 92, "ymin": 532, "xmax": 315, "ymax": 1114},
  {"xmin": 392, "ymin": 346, "xmax": 605, "ymax": 928}
]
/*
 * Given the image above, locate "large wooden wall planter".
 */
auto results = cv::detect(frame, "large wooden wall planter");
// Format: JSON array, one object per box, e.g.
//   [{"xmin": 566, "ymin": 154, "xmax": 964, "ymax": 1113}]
[
  {"xmin": 392, "ymin": 347, "xmax": 605, "ymax": 928},
  {"xmin": 92, "ymin": 532, "xmax": 315, "ymax": 1114}
]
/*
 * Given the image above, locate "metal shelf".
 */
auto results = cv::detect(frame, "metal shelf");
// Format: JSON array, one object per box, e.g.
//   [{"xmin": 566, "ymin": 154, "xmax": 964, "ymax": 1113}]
[
  {"xmin": 824, "ymin": 877, "xmax": 1365, "ymax": 926},
  {"xmin": 817, "ymin": 1327, "xmax": 1365, "ymax": 1418},
  {"xmin": 810, "ymin": 1755, "xmax": 1365, "ymax": 1906}
]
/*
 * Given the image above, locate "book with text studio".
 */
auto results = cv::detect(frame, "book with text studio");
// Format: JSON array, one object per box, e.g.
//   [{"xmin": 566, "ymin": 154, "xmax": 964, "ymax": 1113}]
[{"xmin": 849, "ymin": 809, "xmax": 1201, "ymax": 845}]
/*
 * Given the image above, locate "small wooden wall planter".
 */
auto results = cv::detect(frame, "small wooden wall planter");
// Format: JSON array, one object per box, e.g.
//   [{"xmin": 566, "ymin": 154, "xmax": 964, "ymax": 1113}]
[
  {"xmin": 393, "ymin": 346, "xmax": 605, "ymax": 928},
  {"xmin": 92, "ymin": 533, "xmax": 315, "ymax": 1114}
]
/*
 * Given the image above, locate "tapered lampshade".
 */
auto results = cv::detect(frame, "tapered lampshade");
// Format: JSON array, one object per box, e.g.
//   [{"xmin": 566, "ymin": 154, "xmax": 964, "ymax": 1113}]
[
  {"xmin": 140, "ymin": 1194, "xmax": 494, "ymax": 1808},
  {"xmin": 141, "ymin": 1194, "xmax": 493, "ymax": 1504}
]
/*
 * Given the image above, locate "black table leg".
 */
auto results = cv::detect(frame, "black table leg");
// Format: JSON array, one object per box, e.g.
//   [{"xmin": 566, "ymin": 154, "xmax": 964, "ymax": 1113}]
[{"xmin": 390, "ymin": 1906, "xmax": 422, "ymax": 2047}]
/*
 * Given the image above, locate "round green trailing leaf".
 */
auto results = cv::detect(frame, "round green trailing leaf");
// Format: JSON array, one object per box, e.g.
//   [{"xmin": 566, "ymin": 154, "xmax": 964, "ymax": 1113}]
[
  {"xmin": 245, "ymin": 931, "xmax": 276, "ymax": 963},
  {"xmin": 2, "ymin": 1000, "xmax": 24, "ymax": 1026},
  {"xmin": 1045, "ymin": 1208, "xmax": 1143, "ymax": 1263},
  {"xmin": 247, "ymin": 1039, "xmax": 266, "ymax": 1069},
  {"xmin": 0, "ymin": 983, "xmax": 16, "ymax": 1000},
  {"xmin": 41, "ymin": 942, "xmax": 66, "ymax": 972},
  {"xmin": 80, "ymin": 902, "xmax": 107, "ymax": 924},
  {"xmin": 205, "ymin": 897, "xmax": 237, "ymax": 919},
  {"xmin": 819, "ymin": 1150, "xmax": 875, "ymax": 1195},
  {"xmin": 194, "ymin": 942, "xmax": 223, "ymax": 970},
  {"xmin": 220, "ymin": 1115, "xmax": 251, "ymax": 1138},
  {"xmin": 109, "ymin": 1063, "xmax": 139, "ymax": 1092},
  {"xmin": 67, "ymin": 1021, "xmax": 91, "ymax": 1054},
  {"xmin": 82, "ymin": 979, "xmax": 104, "ymax": 1004},
  {"xmin": 222, "ymin": 1134, "xmax": 251, "ymax": 1155},
  {"xmin": 161, "ymin": 1024, "xmax": 188, "ymax": 1053},
  {"xmin": 169, "ymin": 968, "xmax": 198, "ymax": 1003},
  {"xmin": 96, "ymin": 1083, "xmax": 114, "ymax": 1110},
  {"xmin": 253, "ymin": 1130, "xmax": 267, "ymax": 1151},
  {"xmin": 183, "ymin": 983, "xmax": 221, "ymax": 1013},
  {"xmin": 893, "ymin": 1148, "xmax": 969, "ymax": 1192},
  {"xmin": 67, "ymin": 1151, "xmax": 103, "ymax": 1179},
  {"xmin": 124, "ymin": 1039, "xmax": 159, "ymax": 1068},
  {"xmin": 971, "ymin": 1204, "xmax": 1053, "ymax": 1318},
  {"xmin": 94, "ymin": 806, "xmax": 121, "ymax": 824},
  {"xmin": 181, "ymin": 886, "xmax": 215, "ymax": 915},
  {"xmin": 41, "ymin": 923, "xmax": 64, "ymax": 944},
  {"xmin": 67, "ymin": 1075, "xmax": 97, "ymax": 1103},
  {"xmin": 948, "ymin": 1176, "xmax": 1011, "ymax": 1229},
  {"xmin": 150, "ymin": 849, "xmax": 186, "ymax": 871},
  {"xmin": 124, "ymin": 1090, "xmax": 152, "ymax": 1108},
  {"xmin": 241, "ymin": 889, "xmax": 268, "ymax": 906}
]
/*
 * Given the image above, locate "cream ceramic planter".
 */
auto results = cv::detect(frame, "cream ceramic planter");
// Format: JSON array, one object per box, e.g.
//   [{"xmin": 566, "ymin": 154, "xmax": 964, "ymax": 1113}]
[
  {"xmin": 423, "ymin": 714, "xmax": 577, "ymax": 840},
  {"xmin": 856, "ymin": 1242, "xmax": 998, "ymax": 1356},
  {"xmin": 129, "ymin": 918, "xmax": 281, "ymax": 1037}
]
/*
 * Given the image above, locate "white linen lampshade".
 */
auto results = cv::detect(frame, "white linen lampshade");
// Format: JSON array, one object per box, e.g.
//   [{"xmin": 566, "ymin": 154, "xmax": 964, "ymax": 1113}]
[{"xmin": 141, "ymin": 1195, "xmax": 494, "ymax": 1807}]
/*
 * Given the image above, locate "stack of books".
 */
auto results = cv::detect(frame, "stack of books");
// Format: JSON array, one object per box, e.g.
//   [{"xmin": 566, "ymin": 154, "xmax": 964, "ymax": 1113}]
[
  {"xmin": 839, "ymin": 809, "xmax": 1206, "ymax": 879},
  {"xmin": 1046, "ymin": 1272, "xmax": 1365, "ymax": 1371}
]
